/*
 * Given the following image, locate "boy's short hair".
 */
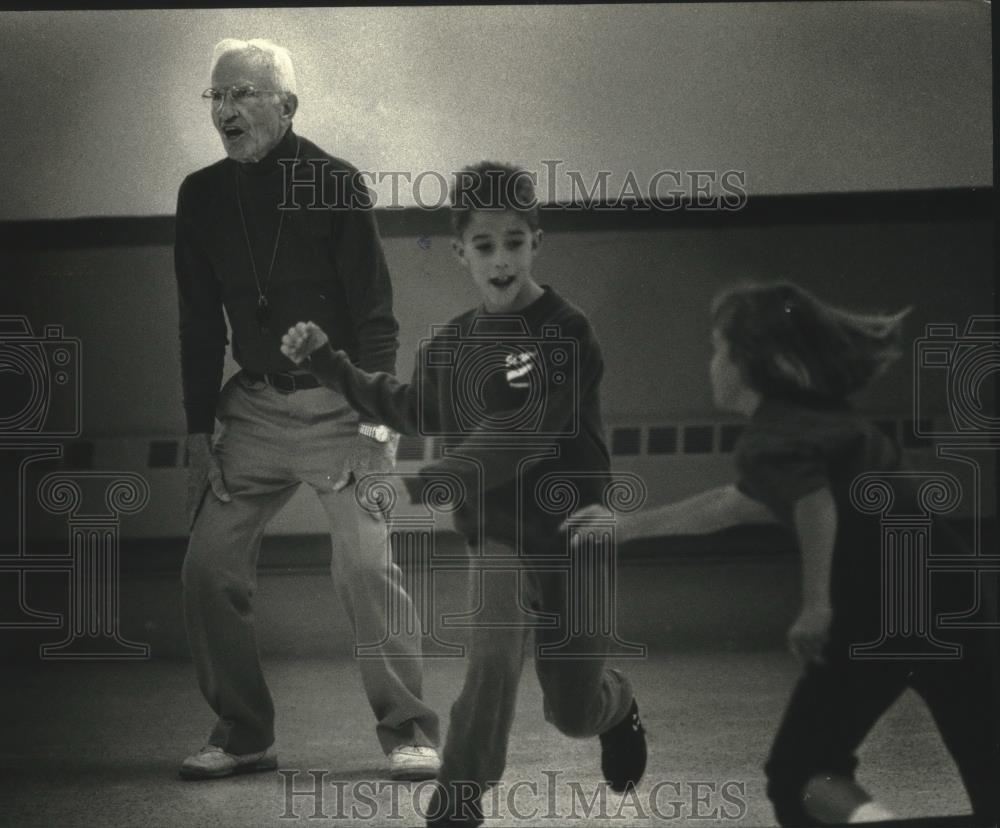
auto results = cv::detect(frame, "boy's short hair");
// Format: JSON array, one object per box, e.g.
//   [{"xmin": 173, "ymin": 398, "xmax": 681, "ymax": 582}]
[
  {"xmin": 450, "ymin": 161, "xmax": 540, "ymax": 237},
  {"xmin": 711, "ymin": 281, "xmax": 911, "ymax": 400}
]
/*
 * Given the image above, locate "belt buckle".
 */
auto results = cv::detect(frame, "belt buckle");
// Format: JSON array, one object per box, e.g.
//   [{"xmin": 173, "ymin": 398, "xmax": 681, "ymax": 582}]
[{"xmin": 269, "ymin": 373, "xmax": 295, "ymax": 394}]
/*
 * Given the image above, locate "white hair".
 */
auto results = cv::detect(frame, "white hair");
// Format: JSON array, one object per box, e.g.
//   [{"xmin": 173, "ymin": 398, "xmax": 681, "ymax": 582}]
[{"xmin": 211, "ymin": 38, "xmax": 298, "ymax": 96}]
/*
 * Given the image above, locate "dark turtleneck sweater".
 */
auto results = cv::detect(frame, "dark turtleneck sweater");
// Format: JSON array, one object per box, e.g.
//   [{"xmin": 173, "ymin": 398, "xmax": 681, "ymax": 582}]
[{"xmin": 174, "ymin": 126, "xmax": 399, "ymax": 433}]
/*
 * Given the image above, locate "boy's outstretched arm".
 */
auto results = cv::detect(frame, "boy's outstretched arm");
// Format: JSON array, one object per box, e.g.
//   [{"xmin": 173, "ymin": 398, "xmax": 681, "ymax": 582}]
[
  {"xmin": 281, "ymin": 322, "xmax": 428, "ymax": 436},
  {"xmin": 564, "ymin": 484, "xmax": 779, "ymax": 541}
]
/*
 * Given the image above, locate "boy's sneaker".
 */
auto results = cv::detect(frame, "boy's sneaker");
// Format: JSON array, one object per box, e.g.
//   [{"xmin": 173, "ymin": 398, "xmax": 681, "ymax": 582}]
[
  {"xmin": 425, "ymin": 781, "xmax": 484, "ymax": 827},
  {"xmin": 179, "ymin": 744, "xmax": 277, "ymax": 780},
  {"xmin": 389, "ymin": 745, "xmax": 441, "ymax": 781},
  {"xmin": 599, "ymin": 698, "xmax": 647, "ymax": 792}
]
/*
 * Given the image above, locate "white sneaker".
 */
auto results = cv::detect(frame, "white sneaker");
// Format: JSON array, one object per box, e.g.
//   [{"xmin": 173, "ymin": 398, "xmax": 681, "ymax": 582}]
[
  {"xmin": 388, "ymin": 745, "xmax": 441, "ymax": 781},
  {"xmin": 849, "ymin": 802, "xmax": 896, "ymax": 823},
  {"xmin": 179, "ymin": 744, "xmax": 278, "ymax": 780}
]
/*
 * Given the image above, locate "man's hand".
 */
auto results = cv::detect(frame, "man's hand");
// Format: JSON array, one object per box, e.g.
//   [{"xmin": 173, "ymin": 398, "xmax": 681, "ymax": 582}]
[
  {"xmin": 331, "ymin": 431, "xmax": 399, "ymax": 492},
  {"xmin": 788, "ymin": 604, "xmax": 832, "ymax": 668},
  {"xmin": 281, "ymin": 321, "xmax": 329, "ymax": 366},
  {"xmin": 185, "ymin": 432, "xmax": 231, "ymax": 531}
]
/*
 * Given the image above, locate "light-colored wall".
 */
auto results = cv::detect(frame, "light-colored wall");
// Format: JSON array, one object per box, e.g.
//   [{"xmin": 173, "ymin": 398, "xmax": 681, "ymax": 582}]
[{"xmin": 0, "ymin": 2, "xmax": 991, "ymax": 220}]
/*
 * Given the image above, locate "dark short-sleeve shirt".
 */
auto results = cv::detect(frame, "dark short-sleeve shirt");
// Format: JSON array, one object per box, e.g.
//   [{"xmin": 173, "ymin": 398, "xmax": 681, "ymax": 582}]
[
  {"xmin": 735, "ymin": 393, "xmax": 974, "ymax": 643},
  {"xmin": 734, "ymin": 394, "xmax": 904, "ymax": 635},
  {"xmin": 735, "ymin": 395, "xmax": 900, "ymax": 528}
]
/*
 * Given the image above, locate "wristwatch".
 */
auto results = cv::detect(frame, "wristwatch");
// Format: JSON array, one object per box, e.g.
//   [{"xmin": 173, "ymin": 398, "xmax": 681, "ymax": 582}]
[{"xmin": 359, "ymin": 423, "xmax": 392, "ymax": 443}]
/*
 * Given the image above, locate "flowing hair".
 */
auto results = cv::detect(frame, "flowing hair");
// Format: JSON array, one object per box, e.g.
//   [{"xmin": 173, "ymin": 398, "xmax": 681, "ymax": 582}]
[{"xmin": 711, "ymin": 281, "xmax": 911, "ymax": 400}]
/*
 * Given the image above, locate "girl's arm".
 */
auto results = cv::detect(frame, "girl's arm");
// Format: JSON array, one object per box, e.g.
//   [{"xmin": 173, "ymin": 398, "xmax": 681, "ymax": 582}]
[
  {"xmin": 788, "ymin": 487, "xmax": 837, "ymax": 666},
  {"xmin": 565, "ymin": 483, "xmax": 779, "ymax": 542},
  {"xmin": 624, "ymin": 483, "xmax": 778, "ymax": 539}
]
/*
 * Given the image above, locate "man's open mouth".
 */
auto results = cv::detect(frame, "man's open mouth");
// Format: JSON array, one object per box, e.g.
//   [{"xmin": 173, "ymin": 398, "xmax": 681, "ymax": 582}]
[
  {"xmin": 223, "ymin": 127, "xmax": 245, "ymax": 140},
  {"xmin": 490, "ymin": 276, "xmax": 515, "ymax": 289}
]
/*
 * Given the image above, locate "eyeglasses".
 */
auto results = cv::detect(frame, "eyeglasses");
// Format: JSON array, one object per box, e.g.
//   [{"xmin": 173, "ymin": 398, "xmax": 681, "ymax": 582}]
[{"xmin": 201, "ymin": 85, "xmax": 275, "ymax": 108}]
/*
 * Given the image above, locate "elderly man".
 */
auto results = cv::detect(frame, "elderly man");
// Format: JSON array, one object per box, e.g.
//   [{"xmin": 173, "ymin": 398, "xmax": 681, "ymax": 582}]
[{"xmin": 174, "ymin": 38, "xmax": 440, "ymax": 781}]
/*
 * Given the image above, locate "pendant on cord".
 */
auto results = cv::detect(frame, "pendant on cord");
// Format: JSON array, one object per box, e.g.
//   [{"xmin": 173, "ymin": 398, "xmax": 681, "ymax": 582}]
[{"xmin": 256, "ymin": 295, "xmax": 271, "ymax": 333}]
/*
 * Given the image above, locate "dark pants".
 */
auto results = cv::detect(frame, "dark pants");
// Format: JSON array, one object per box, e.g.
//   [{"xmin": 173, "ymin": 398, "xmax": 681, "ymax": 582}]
[
  {"xmin": 765, "ymin": 627, "xmax": 1000, "ymax": 826},
  {"xmin": 436, "ymin": 537, "xmax": 634, "ymax": 798}
]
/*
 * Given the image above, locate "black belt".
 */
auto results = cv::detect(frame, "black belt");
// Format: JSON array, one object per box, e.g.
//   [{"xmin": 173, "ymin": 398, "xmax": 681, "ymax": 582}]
[{"xmin": 242, "ymin": 370, "xmax": 321, "ymax": 394}]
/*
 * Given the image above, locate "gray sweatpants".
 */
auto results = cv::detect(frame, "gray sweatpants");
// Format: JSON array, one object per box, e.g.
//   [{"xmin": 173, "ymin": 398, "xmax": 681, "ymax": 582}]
[
  {"xmin": 181, "ymin": 371, "xmax": 439, "ymax": 755},
  {"xmin": 437, "ymin": 536, "xmax": 634, "ymax": 794}
]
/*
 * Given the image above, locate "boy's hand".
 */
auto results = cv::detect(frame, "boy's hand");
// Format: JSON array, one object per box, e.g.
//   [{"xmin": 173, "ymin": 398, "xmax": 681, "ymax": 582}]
[
  {"xmin": 281, "ymin": 322, "xmax": 329, "ymax": 366},
  {"xmin": 788, "ymin": 605, "xmax": 832, "ymax": 668}
]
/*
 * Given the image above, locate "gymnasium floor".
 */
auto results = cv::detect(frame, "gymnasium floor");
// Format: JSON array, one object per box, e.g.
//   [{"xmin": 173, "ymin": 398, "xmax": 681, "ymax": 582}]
[{"xmin": 2, "ymin": 651, "xmax": 975, "ymax": 828}]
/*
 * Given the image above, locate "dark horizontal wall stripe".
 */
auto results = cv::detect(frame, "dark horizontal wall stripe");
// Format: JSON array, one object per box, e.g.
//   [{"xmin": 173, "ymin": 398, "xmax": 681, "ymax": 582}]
[
  {"xmin": 682, "ymin": 426, "xmax": 714, "ymax": 454},
  {"xmin": 62, "ymin": 441, "xmax": 95, "ymax": 470},
  {"xmin": 611, "ymin": 427, "xmax": 642, "ymax": 456},
  {"xmin": 0, "ymin": 216, "xmax": 177, "ymax": 251},
  {"xmin": 79, "ymin": 415, "xmax": 960, "ymax": 469},
  {"xmin": 147, "ymin": 441, "xmax": 179, "ymax": 469},
  {"xmin": 0, "ymin": 188, "xmax": 990, "ymax": 251}
]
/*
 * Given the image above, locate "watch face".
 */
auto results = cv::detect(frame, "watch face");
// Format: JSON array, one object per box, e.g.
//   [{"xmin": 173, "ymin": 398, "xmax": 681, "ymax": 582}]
[{"xmin": 375, "ymin": 426, "xmax": 390, "ymax": 442}]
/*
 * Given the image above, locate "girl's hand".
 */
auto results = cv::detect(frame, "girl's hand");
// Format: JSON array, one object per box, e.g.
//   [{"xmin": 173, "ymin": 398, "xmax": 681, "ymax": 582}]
[
  {"xmin": 560, "ymin": 504, "xmax": 613, "ymax": 531},
  {"xmin": 281, "ymin": 322, "xmax": 329, "ymax": 365},
  {"xmin": 788, "ymin": 605, "xmax": 832, "ymax": 667},
  {"xmin": 560, "ymin": 504, "xmax": 632, "ymax": 545}
]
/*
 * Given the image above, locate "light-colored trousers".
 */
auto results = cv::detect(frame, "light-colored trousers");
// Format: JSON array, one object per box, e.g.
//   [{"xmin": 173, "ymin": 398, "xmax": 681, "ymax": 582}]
[{"xmin": 181, "ymin": 371, "xmax": 439, "ymax": 756}]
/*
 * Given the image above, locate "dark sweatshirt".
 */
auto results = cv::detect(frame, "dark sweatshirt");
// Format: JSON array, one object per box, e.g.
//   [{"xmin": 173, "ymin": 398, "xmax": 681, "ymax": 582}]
[
  {"xmin": 308, "ymin": 286, "xmax": 611, "ymax": 549},
  {"xmin": 174, "ymin": 126, "xmax": 399, "ymax": 433}
]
